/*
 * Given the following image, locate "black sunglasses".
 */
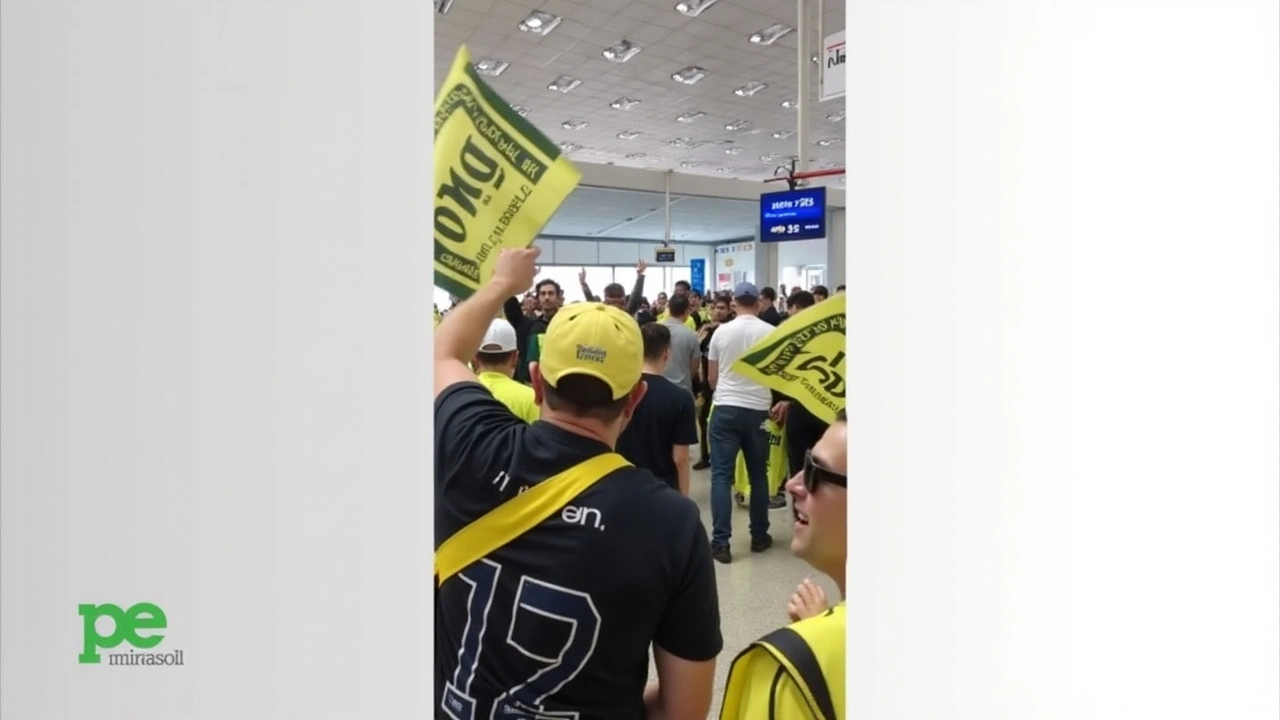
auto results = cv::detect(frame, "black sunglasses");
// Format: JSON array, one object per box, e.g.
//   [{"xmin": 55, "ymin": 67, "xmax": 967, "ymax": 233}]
[{"xmin": 804, "ymin": 450, "xmax": 847, "ymax": 491}]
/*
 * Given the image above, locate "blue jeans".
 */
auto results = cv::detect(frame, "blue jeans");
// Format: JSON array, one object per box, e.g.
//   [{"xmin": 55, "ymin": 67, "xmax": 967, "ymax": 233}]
[{"xmin": 708, "ymin": 405, "xmax": 771, "ymax": 548}]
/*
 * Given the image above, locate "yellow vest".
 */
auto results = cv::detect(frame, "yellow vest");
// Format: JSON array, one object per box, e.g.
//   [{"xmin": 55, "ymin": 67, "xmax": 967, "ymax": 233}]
[
  {"xmin": 476, "ymin": 371, "xmax": 539, "ymax": 423},
  {"xmin": 720, "ymin": 603, "xmax": 845, "ymax": 720},
  {"xmin": 657, "ymin": 311, "xmax": 697, "ymax": 331}
]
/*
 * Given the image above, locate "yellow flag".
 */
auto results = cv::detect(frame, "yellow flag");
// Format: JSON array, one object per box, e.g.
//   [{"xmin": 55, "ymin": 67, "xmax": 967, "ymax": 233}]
[
  {"xmin": 433, "ymin": 46, "xmax": 581, "ymax": 298},
  {"xmin": 732, "ymin": 295, "xmax": 846, "ymax": 424}
]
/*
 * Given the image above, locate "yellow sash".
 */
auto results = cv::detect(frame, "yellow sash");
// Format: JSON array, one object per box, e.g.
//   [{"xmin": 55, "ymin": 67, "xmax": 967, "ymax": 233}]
[{"xmin": 435, "ymin": 453, "xmax": 631, "ymax": 586}]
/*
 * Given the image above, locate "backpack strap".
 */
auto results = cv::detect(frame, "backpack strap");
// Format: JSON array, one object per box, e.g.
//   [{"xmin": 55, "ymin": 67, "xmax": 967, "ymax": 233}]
[
  {"xmin": 435, "ymin": 452, "xmax": 630, "ymax": 586},
  {"xmin": 751, "ymin": 626, "xmax": 838, "ymax": 720}
]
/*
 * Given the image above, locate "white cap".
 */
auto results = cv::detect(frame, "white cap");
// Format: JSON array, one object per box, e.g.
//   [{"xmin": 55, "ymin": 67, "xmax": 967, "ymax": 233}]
[{"xmin": 479, "ymin": 319, "xmax": 518, "ymax": 353}]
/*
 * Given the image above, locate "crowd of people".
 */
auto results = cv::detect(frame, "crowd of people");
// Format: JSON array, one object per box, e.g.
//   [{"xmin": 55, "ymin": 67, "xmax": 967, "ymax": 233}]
[{"xmin": 434, "ymin": 249, "xmax": 847, "ymax": 719}]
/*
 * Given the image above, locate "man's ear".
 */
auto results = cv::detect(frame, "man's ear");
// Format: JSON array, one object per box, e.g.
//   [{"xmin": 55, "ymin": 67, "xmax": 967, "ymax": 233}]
[
  {"xmin": 530, "ymin": 363, "xmax": 544, "ymax": 404},
  {"xmin": 623, "ymin": 380, "xmax": 648, "ymax": 419}
]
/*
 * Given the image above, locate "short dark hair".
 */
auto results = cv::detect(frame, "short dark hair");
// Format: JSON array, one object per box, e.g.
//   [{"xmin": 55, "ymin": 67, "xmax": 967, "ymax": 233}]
[
  {"xmin": 789, "ymin": 291, "xmax": 816, "ymax": 310},
  {"xmin": 536, "ymin": 279, "xmax": 563, "ymax": 295},
  {"xmin": 811, "ymin": 285, "xmax": 829, "ymax": 298},
  {"xmin": 734, "ymin": 294, "xmax": 759, "ymax": 310},
  {"xmin": 760, "ymin": 286, "xmax": 777, "ymax": 301},
  {"xmin": 603, "ymin": 282, "xmax": 625, "ymax": 299},
  {"xmin": 690, "ymin": 289, "xmax": 702, "ymax": 300},
  {"xmin": 713, "ymin": 293, "xmax": 732, "ymax": 307},
  {"xmin": 475, "ymin": 350, "xmax": 517, "ymax": 367},
  {"xmin": 666, "ymin": 293, "xmax": 690, "ymax": 317},
  {"xmin": 836, "ymin": 285, "xmax": 846, "ymax": 292},
  {"xmin": 836, "ymin": 408, "xmax": 846, "ymax": 423},
  {"xmin": 541, "ymin": 375, "xmax": 628, "ymax": 422},
  {"xmin": 674, "ymin": 280, "xmax": 691, "ymax": 292},
  {"xmin": 641, "ymin": 322, "xmax": 672, "ymax": 361}
]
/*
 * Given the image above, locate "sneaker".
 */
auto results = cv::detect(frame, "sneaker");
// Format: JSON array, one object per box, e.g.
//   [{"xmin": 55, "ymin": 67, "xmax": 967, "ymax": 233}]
[
  {"xmin": 693, "ymin": 459, "xmax": 710, "ymax": 471},
  {"xmin": 768, "ymin": 493, "xmax": 788, "ymax": 510},
  {"xmin": 750, "ymin": 535, "xmax": 773, "ymax": 553},
  {"xmin": 712, "ymin": 545, "xmax": 732, "ymax": 564}
]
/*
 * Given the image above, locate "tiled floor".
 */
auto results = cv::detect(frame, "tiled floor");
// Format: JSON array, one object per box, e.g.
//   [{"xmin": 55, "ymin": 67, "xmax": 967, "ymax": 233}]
[{"xmin": 648, "ymin": 465, "xmax": 842, "ymax": 717}]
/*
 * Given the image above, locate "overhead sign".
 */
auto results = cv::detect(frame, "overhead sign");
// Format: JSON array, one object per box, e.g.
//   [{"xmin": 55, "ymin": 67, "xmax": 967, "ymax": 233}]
[
  {"xmin": 760, "ymin": 187, "xmax": 826, "ymax": 242},
  {"xmin": 654, "ymin": 246, "xmax": 676, "ymax": 263},
  {"xmin": 821, "ymin": 30, "xmax": 845, "ymax": 102}
]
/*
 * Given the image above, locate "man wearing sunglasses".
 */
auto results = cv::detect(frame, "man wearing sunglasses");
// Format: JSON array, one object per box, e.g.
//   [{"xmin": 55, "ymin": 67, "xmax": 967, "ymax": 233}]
[{"xmin": 718, "ymin": 410, "xmax": 847, "ymax": 720}]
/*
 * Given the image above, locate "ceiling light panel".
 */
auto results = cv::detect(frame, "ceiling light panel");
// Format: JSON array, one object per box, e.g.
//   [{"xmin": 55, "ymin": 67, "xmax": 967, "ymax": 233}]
[
  {"xmin": 602, "ymin": 40, "xmax": 641, "ymax": 63},
  {"xmin": 473, "ymin": 58, "xmax": 509, "ymax": 77},
  {"xmin": 562, "ymin": 119, "xmax": 589, "ymax": 131},
  {"xmin": 671, "ymin": 66, "xmax": 707, "ymax": 85},
  {"xmin": 510, "ymin": 105, "xmax": 530, "ymax": 117},
  {"xmin": 724, "ymin": 120, "xmax": 753, "ymax": 132},
  {"xmin": 547, "ymin": 76, "xmax": 581, "ymax": 93},
  {"xmin": 617, "ymin": 130, "xmax": 641, "ymax": 140},
  {"xmin": 675, "ymin": 0, "xmax": 723, "ymax": 17},
  {"xmin": 734, "ymin": 81, "xmax": 768, "ymax": 97},
  {"xmin": 749, "ymin": 23, "xmax": 793, "ymax": 46},
  {"xmin": 676, "ymin": 111, "xmax": 705, "ymax": 123},
  {"xmin": 519, "ymin": 10, "xmax": 562, "ymax": 35},
  {"xmin": 610, "ymin": 97, "xmax": 641, "ymax": 110},
  {"xmin": 772, "ymin": 130, "xmax": 795, "ymax": 139}
]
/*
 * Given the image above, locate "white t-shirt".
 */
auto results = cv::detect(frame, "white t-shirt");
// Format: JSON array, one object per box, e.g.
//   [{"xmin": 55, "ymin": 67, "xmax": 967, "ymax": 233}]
[{"xmin": 708, "ymin": 315, "xmax": 774, "ymax": 411}]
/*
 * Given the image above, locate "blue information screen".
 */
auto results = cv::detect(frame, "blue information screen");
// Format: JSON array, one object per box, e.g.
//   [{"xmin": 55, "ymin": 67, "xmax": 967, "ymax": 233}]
[{"xmin": 760, "ymin": 187, "xmax": 827, "ymax": 242}]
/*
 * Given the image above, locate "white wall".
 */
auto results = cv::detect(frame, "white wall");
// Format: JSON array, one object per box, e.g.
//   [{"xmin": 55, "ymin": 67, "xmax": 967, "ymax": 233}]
[
  {"xmin": 776, "ymin": 237, "xmax": 828, "ymax": 267},
  {"xmin": 713, "ymin": 241, "xmax": 757, "ymax": 289}
]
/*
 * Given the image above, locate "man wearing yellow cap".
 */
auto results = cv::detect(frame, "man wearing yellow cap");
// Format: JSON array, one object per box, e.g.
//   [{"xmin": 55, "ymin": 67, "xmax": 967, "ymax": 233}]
[{"xmin": 434, "ymin": 248, "xmax": 722, "ymax": 720}]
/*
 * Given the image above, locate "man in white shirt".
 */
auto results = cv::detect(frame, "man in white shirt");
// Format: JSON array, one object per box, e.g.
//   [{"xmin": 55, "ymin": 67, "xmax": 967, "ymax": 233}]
[{"xmin": 706, "ymin": 282, "xmax": 777, "ymax": 564}]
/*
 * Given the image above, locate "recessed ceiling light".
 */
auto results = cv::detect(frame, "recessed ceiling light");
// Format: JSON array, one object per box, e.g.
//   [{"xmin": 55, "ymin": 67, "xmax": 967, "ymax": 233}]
[
  {"xmin": 675, "ymin": 0, "xmax": 722, "ymax": 17},
  {"xmin": 811, "ymin": 52, "xmax": 820, "ymax": 64},
  {"xmin": 603, "ymin": 40, "xmax": 641, "ymax": 63},
  {"xmin": 610, "ymin": 97, "xmax": 641, "ymax": 110},
  {"xmin": 561, "ymin": 119, "xmax": 588, "ymax": 131},
  {"xmin": 548, "ymin": 75, "xmax": 582, "ymax": 93},
  {"xmin": 761, "ymin": 154, "xmax": 780, "ymax": 163},
  {"xmin": 670, "ymin": 138, "xmax": 705, "ymax": 149},
  {"xmin": 435, "ymin": 0, "xmax": 454, "ymax": 14},
  {"xmin": 724, "ymin": 120, "xmax": 753, "ymax": 132},
  {"xmin": 749, "ymin": 23, "xmax": 793, "ymax": 45},
  {"xmin": 676, "ymin": 111, "xmax": 705, "ymax": 123},
  {"xmin": 617, "ymin": 130, "xmax": 641, "ymax": 140},
  {"xmin": 816, "ymin": 137, "xmax": 842, "ymax": 146},
  {"xmin": 559, "ymin": 141, "xmax": 582, "ymax": 152},
  {"xmin": 734, "ymin": 81, "xmax": 768, "ymax": 97},
  {"xmin": 519, "ymin": 10, "xmax": 562, "ymax": 35},
  {"xmin": 510, "ymin": 105, "xmax": 530, "ymax": 117},
  {"xmin": 473, "ymin": 58, "xmax": 509, "ymax": 77},
  {"xmin": 680, "ymin": 161, "xmax": 700, "ymax": 168},
  {"xmin": 827, "ymin": 111, "xmax": 846, "ymax": 122},
  {"xmin": 772, "ymin": 130, "xmax": 795, "ymax": 139},
  {"xmin": 716, "ymin": 167, "xmax": 732, "ymax": 173},
  {"xmin": 671, "ymin": 66, "xmax": 707, "ymax": 85},
  {"xmin": 781, "ymin": 99, "xmax": 798, "ymax": 109},
  {"xmin": 626, "ymin": 152, "xmax": 647, "ymax": 159},
  {"xmin": 724, "ymin": 146, "xmax": 742, "ymax": 155}
]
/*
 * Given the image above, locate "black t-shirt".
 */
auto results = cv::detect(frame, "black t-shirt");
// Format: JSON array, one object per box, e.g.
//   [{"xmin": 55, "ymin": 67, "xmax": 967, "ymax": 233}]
[
  {"xmin": 759, "ymin": 305, "xmax": 782, "ymax": 326},
  {"xmin": 616, "ymin": 373, "xmax": 699, "ymax": 490},
  {"xmin": 435, "ymin": 383, "xmax": 723, "ymax": 720}
]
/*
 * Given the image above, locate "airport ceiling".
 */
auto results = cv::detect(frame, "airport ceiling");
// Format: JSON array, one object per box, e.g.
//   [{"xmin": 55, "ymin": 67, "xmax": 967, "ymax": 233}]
[{"xmin": 435, "ymin": 0, "xmax": 846, "ymax": 184}]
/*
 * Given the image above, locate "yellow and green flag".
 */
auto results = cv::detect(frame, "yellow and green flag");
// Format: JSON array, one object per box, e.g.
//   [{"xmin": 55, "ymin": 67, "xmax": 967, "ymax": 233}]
[
  {"xmin": 732, "ymin": 295, "xmax": 846, "ymax": 425},
  {"xmin": 433, "ymin": 46, "xmax": 580, "ymax": 298}
]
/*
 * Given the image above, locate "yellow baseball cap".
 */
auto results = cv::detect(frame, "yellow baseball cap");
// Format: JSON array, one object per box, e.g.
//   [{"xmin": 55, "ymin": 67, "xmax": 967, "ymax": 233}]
[{"xmin": 539, "ymin": 302, "xmax": 644, "ymax": 401}]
